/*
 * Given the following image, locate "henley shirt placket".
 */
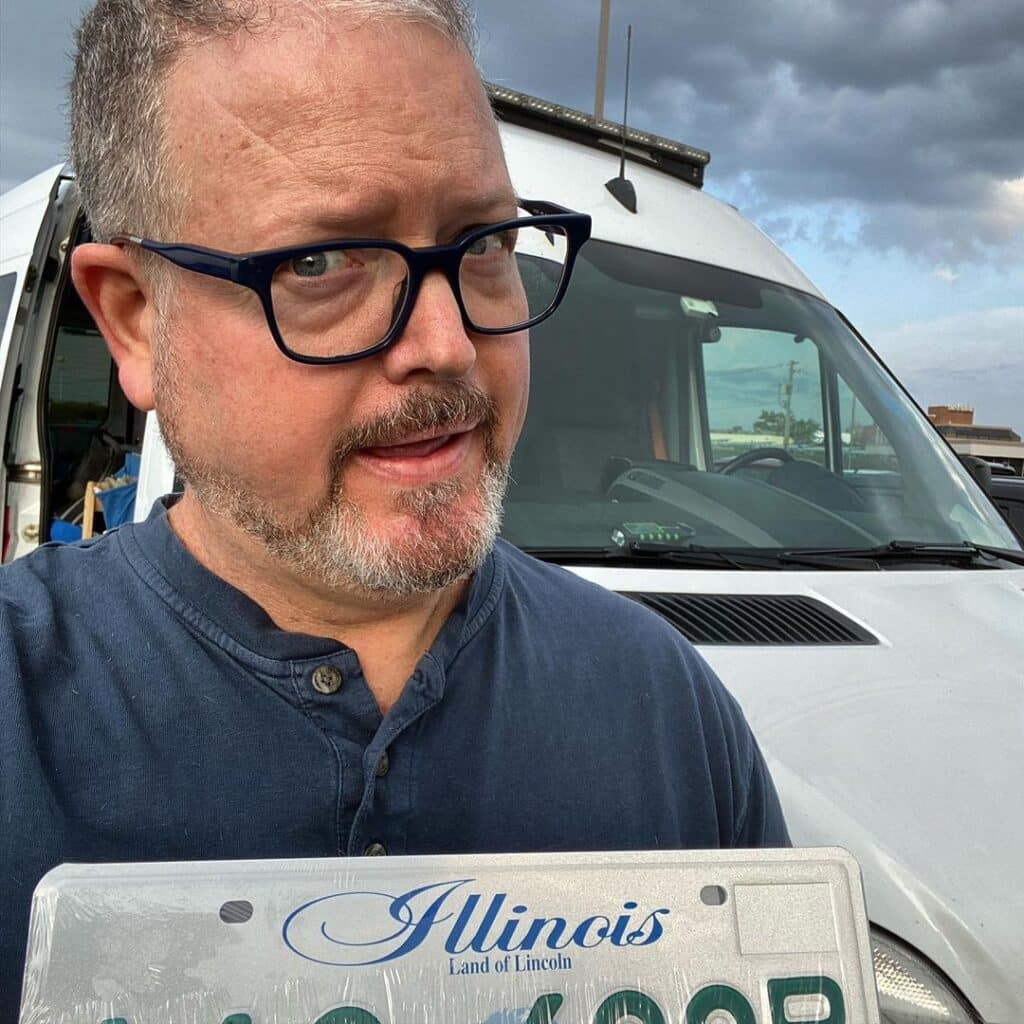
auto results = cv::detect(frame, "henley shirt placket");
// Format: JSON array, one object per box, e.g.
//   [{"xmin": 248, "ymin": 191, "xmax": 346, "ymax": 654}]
[{"xmin": 289, "ymin": 641, "xmax": 450, "ymax": 860}]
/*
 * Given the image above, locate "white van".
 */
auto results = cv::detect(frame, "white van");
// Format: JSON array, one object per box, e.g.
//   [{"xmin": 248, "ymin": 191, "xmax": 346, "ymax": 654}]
[{"xmin": 2, "ymin": 85, "xmax": 1023, "ymax": 1022}]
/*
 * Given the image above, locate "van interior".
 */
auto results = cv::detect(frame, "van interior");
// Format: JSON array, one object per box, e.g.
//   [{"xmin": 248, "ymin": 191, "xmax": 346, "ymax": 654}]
[
  {"xmin": 503, "ymin": 240, "xmax": 933, "ymax": 553},
  {"xmin": 45, "ymin": 279, "xmax": 144, "ymax": 535}
]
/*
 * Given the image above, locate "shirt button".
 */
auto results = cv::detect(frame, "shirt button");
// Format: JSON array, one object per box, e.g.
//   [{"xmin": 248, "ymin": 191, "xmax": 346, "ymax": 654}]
[
  {"xmin": 364, "ymin": 842, "xmax": 387, "ymax": 857},
  {"xmin": 375, "ymin": 751, "xmax": 390, "ymax": 777},
  {"xmin": 311, "ymin": 664, "xmax": 343, "ymax": 695}
]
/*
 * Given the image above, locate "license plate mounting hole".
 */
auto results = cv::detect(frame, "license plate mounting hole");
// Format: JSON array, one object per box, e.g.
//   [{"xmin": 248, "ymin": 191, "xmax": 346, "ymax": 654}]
[
  {"xmin": 700, "ymin": 884, "xmax": 728, "ymax": 906},
  {"xmin": 219, "ymin": 899, "xmax": 254, "ymax": 924}
]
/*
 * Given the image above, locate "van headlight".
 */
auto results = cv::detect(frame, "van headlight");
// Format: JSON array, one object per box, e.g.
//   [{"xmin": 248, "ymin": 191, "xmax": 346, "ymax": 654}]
[{"xmin": 872, "ymin": 928, "xmax": 980, "ymax": 1023}]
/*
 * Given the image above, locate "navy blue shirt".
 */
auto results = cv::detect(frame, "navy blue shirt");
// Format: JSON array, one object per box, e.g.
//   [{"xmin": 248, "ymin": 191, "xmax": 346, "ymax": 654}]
[{"xmin": 0, "ymin": 498, "xmax": 788, "ymax": 1011}]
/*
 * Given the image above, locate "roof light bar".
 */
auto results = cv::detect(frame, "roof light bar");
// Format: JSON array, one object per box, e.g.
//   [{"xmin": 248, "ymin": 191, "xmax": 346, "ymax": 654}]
[{"xmin": 486, "ymin": 83, "xmax": 710, "ymax": 189}]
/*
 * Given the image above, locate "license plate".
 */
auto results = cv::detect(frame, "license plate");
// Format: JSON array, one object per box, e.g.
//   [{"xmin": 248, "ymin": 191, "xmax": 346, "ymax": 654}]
[{"xmin": 20, "ymin": 848, "xmax": 879, "ymax": 1023}]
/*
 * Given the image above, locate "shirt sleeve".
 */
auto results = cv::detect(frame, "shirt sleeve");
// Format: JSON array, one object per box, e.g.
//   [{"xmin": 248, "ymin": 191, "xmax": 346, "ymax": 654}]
[
  {"xmin": 732, "ymin": 733, "xmax": 791, "ymax": 848},
  {"xmin": 685, "ymin": 644, "xmax": 792, "ymax": 849}
]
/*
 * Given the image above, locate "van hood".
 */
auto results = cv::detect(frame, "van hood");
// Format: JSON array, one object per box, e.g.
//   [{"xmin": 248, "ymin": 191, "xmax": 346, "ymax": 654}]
[{"xmin": 572, "ymin": 564, "xmax": 1024, "ymax": 1022}]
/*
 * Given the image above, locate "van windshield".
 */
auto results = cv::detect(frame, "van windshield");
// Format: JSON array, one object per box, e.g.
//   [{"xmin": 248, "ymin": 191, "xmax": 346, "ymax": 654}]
[{"xmin": 502, "ymin": 239, "xmax": 1020, "ymax": 561}]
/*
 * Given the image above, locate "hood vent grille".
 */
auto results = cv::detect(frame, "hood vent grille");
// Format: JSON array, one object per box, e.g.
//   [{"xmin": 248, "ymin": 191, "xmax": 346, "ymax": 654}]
[{"xmin": 623, "ymin": 592, "xmax": 877, "ymax": 646}]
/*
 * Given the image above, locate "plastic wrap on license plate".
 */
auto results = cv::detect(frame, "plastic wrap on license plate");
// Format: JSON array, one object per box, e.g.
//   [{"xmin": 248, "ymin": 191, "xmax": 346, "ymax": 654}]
[{"xmin": 20, "ymin": 848, "xmax": 879, "ymax": 1023}]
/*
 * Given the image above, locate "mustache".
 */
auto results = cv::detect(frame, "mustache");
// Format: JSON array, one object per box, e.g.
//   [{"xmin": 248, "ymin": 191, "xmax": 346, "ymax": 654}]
[{"xmin": 329, "ymin": 382, "xmax": 500, "ymax": 470}]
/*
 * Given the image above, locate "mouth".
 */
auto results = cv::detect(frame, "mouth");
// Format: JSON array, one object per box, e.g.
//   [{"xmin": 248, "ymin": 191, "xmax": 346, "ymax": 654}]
[{"xmin": 351, "ymin": 423, "xmax": 480, "ymax": 483}]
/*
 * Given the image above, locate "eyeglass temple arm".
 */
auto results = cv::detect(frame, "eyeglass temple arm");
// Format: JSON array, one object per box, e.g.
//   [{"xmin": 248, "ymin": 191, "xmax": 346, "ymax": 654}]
[
  {"xmin": 111, "ymin": 235, "xmax": 239, "ymax": 283},
  {"xmin": 518, "ymin": 198, "xmax": 576, "ymax": 217}
]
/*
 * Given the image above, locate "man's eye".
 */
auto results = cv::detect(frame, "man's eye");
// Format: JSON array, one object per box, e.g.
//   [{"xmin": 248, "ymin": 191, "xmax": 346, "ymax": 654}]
[
  {"xmin": 288, "ymin": 251, "xmax": 355, "ymax": 278},
  {"xmin": 466, "ymin": 233, "xmax": 508, "ymax": 257}
]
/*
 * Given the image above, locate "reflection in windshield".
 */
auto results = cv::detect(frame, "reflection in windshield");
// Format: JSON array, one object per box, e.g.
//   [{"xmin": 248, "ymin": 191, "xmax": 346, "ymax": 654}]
[{"xmin": 503, "ymin": 240, "xmax": 1019, "ymax": 558}]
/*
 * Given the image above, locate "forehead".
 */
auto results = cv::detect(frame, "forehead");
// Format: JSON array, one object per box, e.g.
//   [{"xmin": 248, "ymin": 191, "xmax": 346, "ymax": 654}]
[{"xmin": 161, "ymin": 13, "xmax": 511, "ymax": 247}]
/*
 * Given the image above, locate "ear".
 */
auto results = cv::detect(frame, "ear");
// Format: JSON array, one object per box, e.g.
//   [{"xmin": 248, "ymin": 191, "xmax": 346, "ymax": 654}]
[{"xmin": 71, "ymin": 243, "xmax": 161, "ymax": 411}]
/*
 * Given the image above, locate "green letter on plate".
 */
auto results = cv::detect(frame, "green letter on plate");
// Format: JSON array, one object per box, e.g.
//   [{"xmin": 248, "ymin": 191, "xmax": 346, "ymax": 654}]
[
  {"xmin": 314, "ymin": 1009, "xmax": 383, "ymax": 1024},
  {"xmin": 768, "ymin": 977, "xmax": 845, "ymax": 1024},
  {"xmin": 685, "ymin": 985, "xmax": 756, "ymax": 1024},
  {"xmin": 525, "ymin": 994, "xmax": 565, "ymax": 1023},
  {"xmin": 593, "ymin": 989, "xmax": 666, "ymax": 1024}
]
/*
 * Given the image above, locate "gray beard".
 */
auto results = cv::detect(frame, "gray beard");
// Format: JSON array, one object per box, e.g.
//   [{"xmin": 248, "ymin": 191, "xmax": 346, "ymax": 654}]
[
  {"xmin": 154, "ymin": 340, "xmax": 510, "ymax": 597},
  {"xmin": 226, "ymin": 450, "xmax": 509, "ymax": 598},
  {"xmin": 250, "ymin": 454, "xmax": 509, "ymax": 596}
]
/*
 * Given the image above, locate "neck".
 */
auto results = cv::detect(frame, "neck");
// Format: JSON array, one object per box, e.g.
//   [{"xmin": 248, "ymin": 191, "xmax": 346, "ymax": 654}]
[{"xmin": 167, "ymin": 490, "xmax": 469, "ymax": 712}]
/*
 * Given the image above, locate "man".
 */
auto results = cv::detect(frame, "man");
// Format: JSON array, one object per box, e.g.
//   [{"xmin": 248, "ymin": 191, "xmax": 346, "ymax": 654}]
[{"xmin": 0, "ymin": 0, "xmax": 788, "ymax": 1009}]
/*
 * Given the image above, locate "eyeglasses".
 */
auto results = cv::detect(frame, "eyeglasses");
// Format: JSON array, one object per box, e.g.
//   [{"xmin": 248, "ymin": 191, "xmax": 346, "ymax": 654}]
[{"xmin": 113, "ymin": 199, "xmax": 591, "ymax": 365}]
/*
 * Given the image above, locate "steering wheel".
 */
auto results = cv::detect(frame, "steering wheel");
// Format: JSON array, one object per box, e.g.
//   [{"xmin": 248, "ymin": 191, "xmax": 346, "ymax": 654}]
[
  {"xmin": 718, "ymin": 446, "xmax": 868, "ymax": 511},
  {"xmin": 718, "ymin": 447, "xmax": 793, "ymax": 474}
]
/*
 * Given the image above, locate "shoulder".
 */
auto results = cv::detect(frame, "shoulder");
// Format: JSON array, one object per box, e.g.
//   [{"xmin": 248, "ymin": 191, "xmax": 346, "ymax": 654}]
[
  {"xmin": 490, "ymin": 542, "xmax": 790, "ymax": 846},
  {"xmin": 491, "ymin": 540, "xmax": 735, "ymax": 723},
  {"xmin": 1, "ymin": 530, "xmax": 124, "ymax": 605},
  {"xmin": 496, "ymin": 539, "xmax": 672, "ymax": 627},
  {"xmin": 494, "ymin": 539, "xmax": 708, "ymax": 669},
  {"xmin": 0, "ymin": 530, "xmax": 132, "ymax": 678}
]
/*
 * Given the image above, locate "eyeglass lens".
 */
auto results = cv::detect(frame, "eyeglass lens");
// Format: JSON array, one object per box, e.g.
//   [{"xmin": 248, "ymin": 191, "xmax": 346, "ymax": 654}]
[{"xmin": 268, "ymin": 222, "xmax": 570, "ymax": 359}]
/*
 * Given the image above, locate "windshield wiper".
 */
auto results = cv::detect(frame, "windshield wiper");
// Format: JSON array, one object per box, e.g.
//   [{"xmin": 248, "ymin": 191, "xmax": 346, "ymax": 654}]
[
  {"xmin": 521, "ymin": 543, "xmax": 874, "ymax": 570},
  {"xmin": 971, "ymin": 543, "xmax": 1024, "ymax": 566},
  {"xmin": 671, "ymin": 543, "xmax": 878, "ymax": 570},
  {"xmin": 780, "ymin": 540, "xmax": 1024, "ymax": 568},
  {"xmin": 522, "ymin": 540, "xmax": 1024, "ymax": 570},
  {"xmin": 524, "ymin": 544, "xmax": 770, "ymax": 569}
]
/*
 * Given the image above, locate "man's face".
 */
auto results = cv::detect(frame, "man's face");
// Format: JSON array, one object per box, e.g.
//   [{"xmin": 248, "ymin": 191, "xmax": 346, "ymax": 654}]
[{"xmin": 153, "ymin": 13, "xmax": 528, "ymax": 595}]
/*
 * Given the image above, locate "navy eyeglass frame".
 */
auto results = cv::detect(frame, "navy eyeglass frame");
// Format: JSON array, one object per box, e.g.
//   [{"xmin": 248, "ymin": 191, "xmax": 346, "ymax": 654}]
[{"xmin": 113, "ymin": 199, "xmax": 592, "ymax": 365}]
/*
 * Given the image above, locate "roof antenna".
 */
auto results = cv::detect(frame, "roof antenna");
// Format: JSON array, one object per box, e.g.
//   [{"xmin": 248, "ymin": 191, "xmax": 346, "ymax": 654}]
[
  {"xmin": 594, "ymin": 0, "xmax": 611, "ymax": 119},
  {"xmin": 605, "ymin": 23, "xmax": 638, "ymax": 214}
]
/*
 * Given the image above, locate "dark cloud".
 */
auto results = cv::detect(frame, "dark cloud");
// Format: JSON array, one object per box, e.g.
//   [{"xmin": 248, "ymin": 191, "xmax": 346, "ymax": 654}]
[
  {"xmin": 475, "ymin": 0, "xmax": 1024, "ymax": 266},
  {"xmin": 2, "ymin": 0, "xmax": 1021, "ymax": 265}
]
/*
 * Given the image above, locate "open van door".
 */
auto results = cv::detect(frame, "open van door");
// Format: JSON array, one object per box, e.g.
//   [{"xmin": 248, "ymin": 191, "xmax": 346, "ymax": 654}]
[
  {"xmin": 1, "ymin": 165, "xmax": 143, "ymax": 562},
  {"xmin": 0, "ymin": 164, "xmax": 75, "ymax": 562}
]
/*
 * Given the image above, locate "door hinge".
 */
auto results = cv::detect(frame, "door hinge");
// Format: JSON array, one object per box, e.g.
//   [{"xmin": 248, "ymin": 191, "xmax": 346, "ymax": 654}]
[{"xmin": 7, "ymin": 462, "xmax": 42, "ymax": 484}]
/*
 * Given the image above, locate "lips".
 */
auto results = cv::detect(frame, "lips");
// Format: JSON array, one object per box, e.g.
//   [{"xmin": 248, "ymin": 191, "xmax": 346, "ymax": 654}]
[
  {"xmin": 350, "ymin": 423, "xmax": 479, "ymax": 484},
  {"xmin": 361, "ymin": 433, "xmax": 460, "ymax": 459},
  {"xmin": 358, "ymin": 424, "xmax": 476, "ymax": 459}
]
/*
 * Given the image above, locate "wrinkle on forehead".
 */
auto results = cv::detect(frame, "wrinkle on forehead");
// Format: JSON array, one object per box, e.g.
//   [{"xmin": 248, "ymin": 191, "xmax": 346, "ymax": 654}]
[{"xmin": 162, "ymin": 12, "xmax": 505, "ymax": 246}]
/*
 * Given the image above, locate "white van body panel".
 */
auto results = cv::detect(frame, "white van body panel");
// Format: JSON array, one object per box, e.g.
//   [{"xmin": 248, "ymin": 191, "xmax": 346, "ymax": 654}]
[
  {"xmin": 135, "ymin": 412, "xmax": 175, "ymax": 518},
  {"xmin": 0, "ymin": 164, "xmax": 63, "ymax": 261},
  {"xmin": 0, "ymin": 165, "xmax": 65, "ymax": 380},
  {"xmin": 575, "ymin": 564, "xmax": 1024, "ymax": 1021},
  {"xmin": 499, "ymin": 122, "xmax": 824, "ymax": 299}
]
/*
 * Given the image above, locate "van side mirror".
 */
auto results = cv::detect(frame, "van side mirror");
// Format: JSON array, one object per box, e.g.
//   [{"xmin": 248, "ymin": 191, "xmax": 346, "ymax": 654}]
[{"xmin": 959, "ymin": 454, "xmax": 993, "ymax": 496}]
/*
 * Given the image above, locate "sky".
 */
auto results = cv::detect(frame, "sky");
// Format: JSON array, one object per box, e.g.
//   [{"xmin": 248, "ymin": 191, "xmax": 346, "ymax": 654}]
[{"xmin": 2, "ymin": 0, "xmax": 1022, "ymax": 428}]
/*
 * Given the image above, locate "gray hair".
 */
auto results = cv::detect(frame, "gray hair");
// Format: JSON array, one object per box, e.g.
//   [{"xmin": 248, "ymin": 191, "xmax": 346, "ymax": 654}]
[{"xmin": 69, "ymin": 0, "xmax": 478, "ymax": 244}]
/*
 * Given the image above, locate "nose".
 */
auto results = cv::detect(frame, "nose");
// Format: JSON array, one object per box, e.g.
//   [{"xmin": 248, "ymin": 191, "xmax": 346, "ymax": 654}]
[{"xmin": 380, "ymin": 269, "xmax": 477, "ymax": 384}]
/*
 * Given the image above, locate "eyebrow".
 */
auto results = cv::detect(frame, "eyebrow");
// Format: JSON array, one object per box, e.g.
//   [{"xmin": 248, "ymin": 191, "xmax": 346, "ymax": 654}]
[
  {"xmin": 457, "ymin": 190, "xmax": 520, "ymax": 215},
  {"xmin": 280, "ymin": 189, "xmax": 520, "ymax": 243}
]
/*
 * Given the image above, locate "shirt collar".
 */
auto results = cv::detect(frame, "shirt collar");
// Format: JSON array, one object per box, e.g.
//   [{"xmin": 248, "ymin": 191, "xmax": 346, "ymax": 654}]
[{"xmin": 118, "ymin": 495, "xmax": 503, "ymax": 670}]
